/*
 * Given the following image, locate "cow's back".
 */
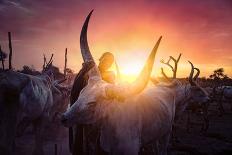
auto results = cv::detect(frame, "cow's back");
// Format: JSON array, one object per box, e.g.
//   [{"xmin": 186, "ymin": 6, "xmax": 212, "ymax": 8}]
[
  {"xmin": 138, "ymin": 86, "xmax": 175, "ymax": 144},
  {"xmin": 19, "ymin": 75, "xmax": 53, "ymax": 119}
]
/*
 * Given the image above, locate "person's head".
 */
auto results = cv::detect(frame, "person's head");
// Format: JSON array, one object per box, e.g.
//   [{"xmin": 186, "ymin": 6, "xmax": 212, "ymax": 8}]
[{"xmin": 98, "ymin": 52, "xmax": 114, "ymax": 71}]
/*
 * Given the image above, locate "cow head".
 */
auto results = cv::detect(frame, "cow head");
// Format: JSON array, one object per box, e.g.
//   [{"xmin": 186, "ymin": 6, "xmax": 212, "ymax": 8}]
[
  {"xmin": 51, "ymin": 79, "xmax": 71, "ymax": 121},
  {"xmin": 161, "ymin": 61, "xmax": 210, "ymax": 115},
  {"xmin": 187, "ymin": 61, "xmax": 210, "ymax": 104},
  {"xmin": 159, "ymin": 54, "xmax": 209, "ymax": 106},
  {"xmin": 61, "ymin": 10, "xmax": 162, "ymax": 127}
]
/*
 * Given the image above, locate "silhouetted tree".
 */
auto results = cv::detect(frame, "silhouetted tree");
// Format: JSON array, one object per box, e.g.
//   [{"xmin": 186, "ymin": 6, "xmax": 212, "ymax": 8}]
[
  {"xmin": 8, "ymin": 32, "xmax": 13, "ymax": 70},
  {"xmin": 160, "ymin": 53, "xmax": 182, "ymax": 79},
  {"xmin": 209, "ymin": 68, "xmax": 232, "ymax": 87},
  {"xmin": 209, "ymin": 68, "xmax": 227, "ymax": 80}
]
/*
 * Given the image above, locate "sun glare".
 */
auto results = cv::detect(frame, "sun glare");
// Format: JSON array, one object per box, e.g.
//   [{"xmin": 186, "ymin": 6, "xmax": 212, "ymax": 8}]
[
  {"xmin": 120, "ymin": 62, "xmax": 142, "ymax": 82},
  {"xmin": 111, "ymin": 58, "xmax": 177, "ymax": 83},
  {"xmin": 110, "ymin": 59, "xmax": 144, "ymax": 83}
]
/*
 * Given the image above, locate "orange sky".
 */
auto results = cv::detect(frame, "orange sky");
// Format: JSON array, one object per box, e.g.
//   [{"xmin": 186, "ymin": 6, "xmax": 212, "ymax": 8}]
[{"xmin": 0, "ymin": 0, "xmax": 231, "ymax": 81}]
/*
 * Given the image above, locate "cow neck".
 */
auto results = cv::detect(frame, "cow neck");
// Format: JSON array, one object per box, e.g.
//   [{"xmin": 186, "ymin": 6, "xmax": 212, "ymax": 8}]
[{"xmin": 175, "ymin": 84, "xmax": 191, "ymax": 109}]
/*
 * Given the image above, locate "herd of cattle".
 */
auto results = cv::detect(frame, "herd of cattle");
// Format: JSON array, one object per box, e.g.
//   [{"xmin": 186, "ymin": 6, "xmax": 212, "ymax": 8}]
[{"xmin": 1, "ymin": 10, "xmax": 232, "ymax": 155}]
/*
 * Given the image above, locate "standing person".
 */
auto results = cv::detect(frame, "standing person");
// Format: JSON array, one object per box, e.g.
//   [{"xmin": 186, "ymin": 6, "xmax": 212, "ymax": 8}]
[{"xmin": 69, "ymin": 52, "xmax": 116, "ymax": 155}]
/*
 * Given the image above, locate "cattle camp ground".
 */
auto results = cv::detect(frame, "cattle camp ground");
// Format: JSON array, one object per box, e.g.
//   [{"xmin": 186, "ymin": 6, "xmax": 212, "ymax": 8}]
[{"xmin": 13, "ymin": 101, "xmax": 232, "ymax": 155}]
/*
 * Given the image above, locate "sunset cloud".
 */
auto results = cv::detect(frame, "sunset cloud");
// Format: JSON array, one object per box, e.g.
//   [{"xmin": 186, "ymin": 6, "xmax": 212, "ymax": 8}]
[{"xmin": 0, "ymin": 0, "xmax": 231, "ymax": 78}]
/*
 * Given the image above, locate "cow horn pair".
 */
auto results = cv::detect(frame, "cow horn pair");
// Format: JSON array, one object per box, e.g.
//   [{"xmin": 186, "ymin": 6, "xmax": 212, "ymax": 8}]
[
  {"xmin": 80, "ymin": 10, "xmax": 162, "ymax": 96},
  {"xmin": 188, "ymin": 61, "xmax": 200, "ymax": 86}
]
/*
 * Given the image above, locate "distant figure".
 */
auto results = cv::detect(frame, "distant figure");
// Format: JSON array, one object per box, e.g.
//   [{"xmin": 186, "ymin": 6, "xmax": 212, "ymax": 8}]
[
  {"xmin": 69, "ymin": 52, "xmax": 116, "ymax": 155},
  {"xmin": 98, "ymin": 52, "xmax": 116, "ymax": 84},
  {"xmin": 70, "ymin": 52, "xmax": 116, "ymax": 104}
]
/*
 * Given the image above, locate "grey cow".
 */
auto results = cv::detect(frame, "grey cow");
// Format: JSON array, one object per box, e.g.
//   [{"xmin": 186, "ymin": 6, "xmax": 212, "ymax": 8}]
[{"xmin": 0, "ymin": 70, "xmax": 69, "ymax": 155}]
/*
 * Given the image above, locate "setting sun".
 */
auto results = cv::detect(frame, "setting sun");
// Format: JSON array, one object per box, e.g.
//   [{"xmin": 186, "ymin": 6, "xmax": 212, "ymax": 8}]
[
  {"xmin": 110, "ymin": 52, "xmax": 148, "ymax": 83},
  {"xmin": 119, "ymin": 61, "xmax": 143, "ymax": 82}
]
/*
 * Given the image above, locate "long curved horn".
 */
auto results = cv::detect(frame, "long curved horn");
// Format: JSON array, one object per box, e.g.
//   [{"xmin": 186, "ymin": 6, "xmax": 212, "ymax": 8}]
[
  {"xmin": 193, "ymin": 67, "xmax": 200, "ymax": 81},
  {"xmin": 130, "ymin": 36, "xmax": 162, "ymax": 94},
  {"xmin": 188, "ymin": 61, "xmax": 196, "ymax": 86},
  {"xmin": 106, "ymin": 36, "xmax": 162, "ymax": 98},
  {"xmin": 79, "ymin": 10, "xmax": 101, "ymax": 78},
  {"xmin": 80, "ymin": 10, "xmax": 94, "ymax": 63}
]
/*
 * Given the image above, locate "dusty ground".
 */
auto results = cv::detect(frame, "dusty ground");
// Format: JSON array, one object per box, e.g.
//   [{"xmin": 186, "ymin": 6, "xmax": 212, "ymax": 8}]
[
  {"xmin": 14, "ymin": 101, "xmax": 232, "ymax": 155},
  {"xmin": 170, "ymin": 101, "xmax": 232, "ymax": 155},
  {"xmin": 15, "ymin": 122, "xmax": 71, "ymax": 155}
]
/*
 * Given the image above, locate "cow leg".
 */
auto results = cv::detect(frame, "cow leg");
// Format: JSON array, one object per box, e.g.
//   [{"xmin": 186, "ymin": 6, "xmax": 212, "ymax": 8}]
[
  {"xmin": 230, "ymin": 100, "xmax": 232, "ymax": 111},
  {"xmin": 32, "ymin": 118, "xmax": 46, "ymax": 155},
  {"xmin": 171, "ymin": 123, "xmax": 180, "ymax": 144},
  {"xmin": 158, "ymin": 133, "xmax": 170, "ymax": 155},
  {"xmin": 202, "ymin": 104, "xmax": 209, "ymax": 132},
  {"xmin": 72, "ymin": 125, "xmax": 84, "ymax": 155},
  {"xmin": 153, "ymin": 141, "xmax": 159, "ymax": 155},
  {"xmin": 186, "ymin": 111, "xmax": 191, "ymax": 133},
  {"xmin": 218, "ymin": 97, "xmax": 224, "ymax": 116},
  {"xmin": 16, "ymin": 117, "xmax": 31, "ymax": 137},
  {"xmin": 139, "ymin": 141, "xmax": 158, "ymax": 155}
]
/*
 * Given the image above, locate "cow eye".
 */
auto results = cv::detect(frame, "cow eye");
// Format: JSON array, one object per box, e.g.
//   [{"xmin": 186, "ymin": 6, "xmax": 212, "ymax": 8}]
[
  {"xmin": 88, "ymin": 102, "xmax": 96, "ymax": 107},
  {"xmin": 88, "ymin": 102, "xmax": 96, "ymax": 105}
]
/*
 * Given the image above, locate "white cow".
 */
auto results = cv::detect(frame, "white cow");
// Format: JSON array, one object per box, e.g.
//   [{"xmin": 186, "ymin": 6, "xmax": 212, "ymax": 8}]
[{"xmin": 61, "ymin": 11, "xmax": 210, "ymax": 155}]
